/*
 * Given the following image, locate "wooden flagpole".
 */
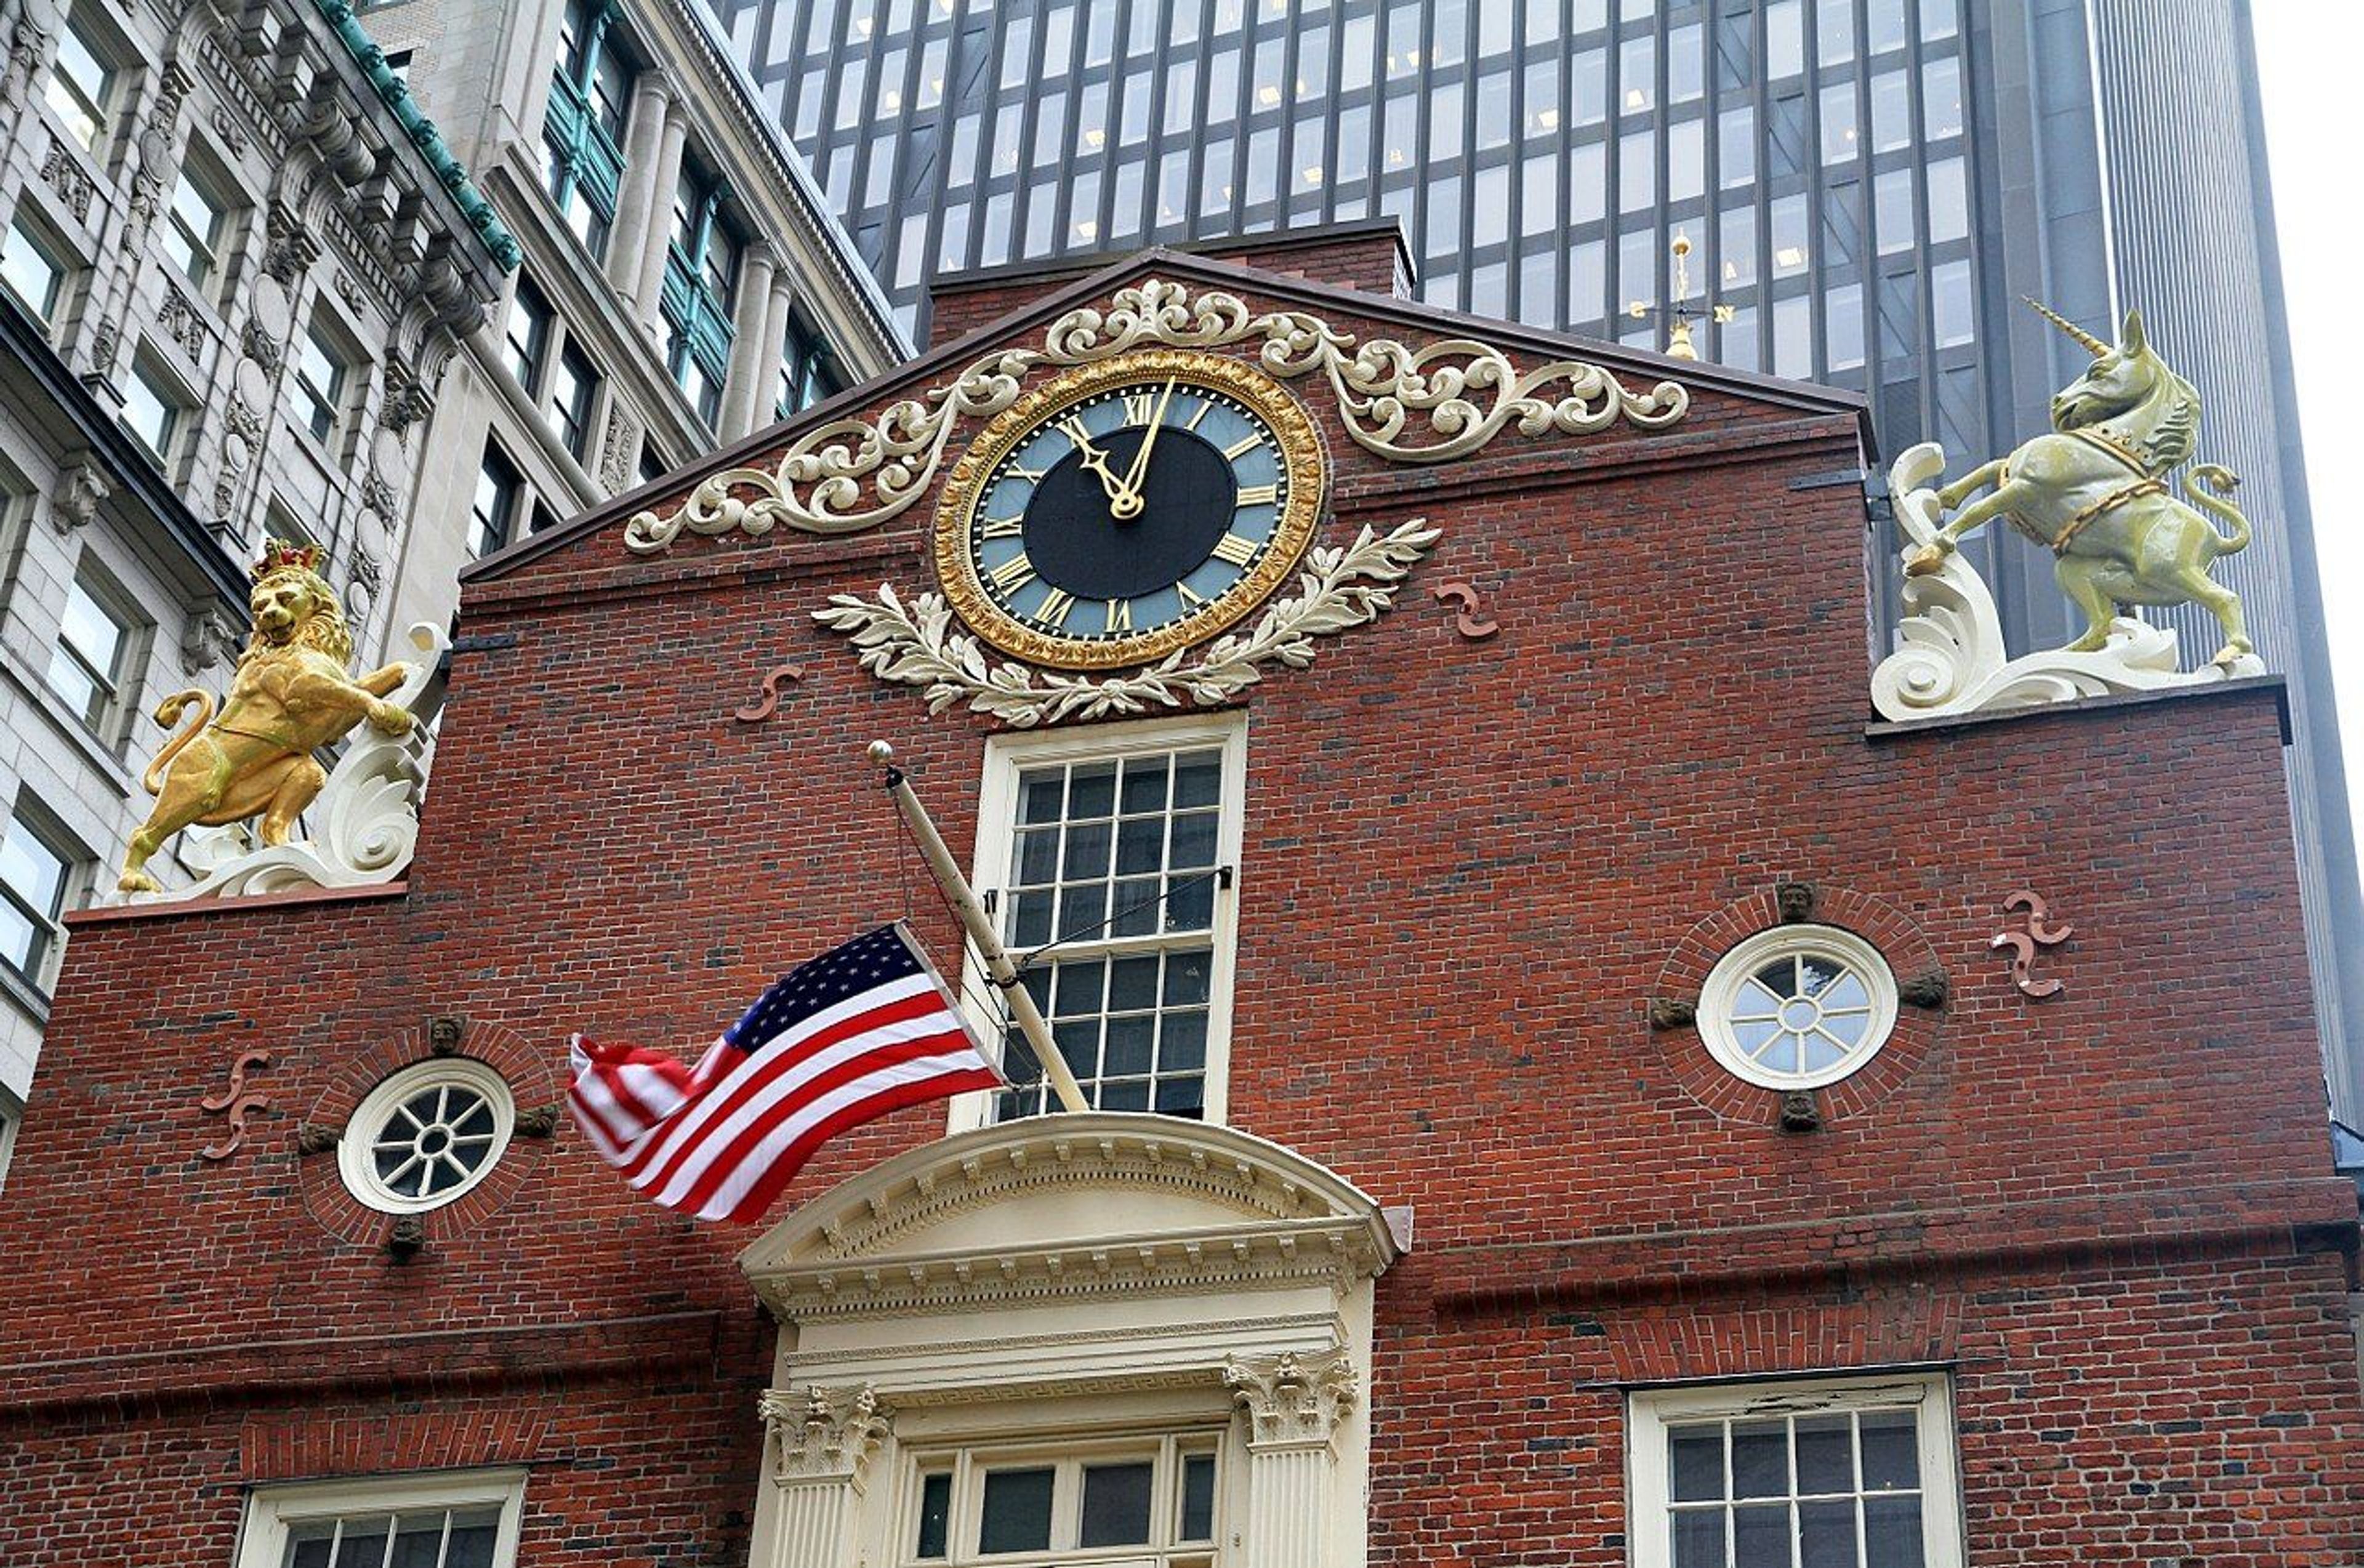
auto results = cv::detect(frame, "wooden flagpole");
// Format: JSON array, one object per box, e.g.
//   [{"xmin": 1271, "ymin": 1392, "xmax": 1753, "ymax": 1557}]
[{"xmin": 869, "ymin": 741, "xmax": 1092, "ymax": 1115}]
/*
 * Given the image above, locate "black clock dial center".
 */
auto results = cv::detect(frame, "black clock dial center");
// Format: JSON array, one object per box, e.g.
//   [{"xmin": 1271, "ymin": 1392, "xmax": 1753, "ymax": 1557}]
[{"xmin": 1019, "ymin": 428, "xmax": 1244, "ymax": 600}]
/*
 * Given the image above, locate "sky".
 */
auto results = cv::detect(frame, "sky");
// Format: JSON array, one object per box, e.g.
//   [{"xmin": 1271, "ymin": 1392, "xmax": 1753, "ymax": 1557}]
[{"xmin": 2251, "ymin": 5, "xmax": 2364, "ymax": 840}]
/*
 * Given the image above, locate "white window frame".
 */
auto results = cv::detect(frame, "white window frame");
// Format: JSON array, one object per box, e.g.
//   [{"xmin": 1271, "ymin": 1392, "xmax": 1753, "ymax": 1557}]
[
  {"xmin": 46, "ymin": 563, "xmax": 140, "ymax": 735},
  {"xmin": 0, "ymin": 797, "xmax": 85, "ymax": 992},
  {"xmin": 952, "ymin": 711, "xmax": 1248, "ymax": 1133},
  {"xmin": 42, "ymin": 12, "xmax": 115, "ymax": 153},
  {"xmin": 896, "ymin": 1423, "xmax": 1231, "ymax": 1568},
  {"xmin": 233, "ymin": 1468, "xmax": 527, "ymax": 1568},
  {"xmin": 1695, "ymin": 923, "xmax": 1900, "ymax": 1092},
  {"xmin": 336, "ymin": 1056, "xmax": 518, "ymax": 1215},
  {"xmin": 291, "ymin": 313, "xmax": 351, "ymax": 448},
  {"xmin": 1, "ymin": 214, "xmax": 70, "ymax": 326},
  {"xmin": 121, "ymin": 349, "xmax": 188, "ymax": 466},
  {"xmin": 163, "ymin": 163, "xmax": 230, "ymax": 294},
  {"xmin": 1626, "ymin": 1371, "xmax": 1963, "ymax": 1568}
]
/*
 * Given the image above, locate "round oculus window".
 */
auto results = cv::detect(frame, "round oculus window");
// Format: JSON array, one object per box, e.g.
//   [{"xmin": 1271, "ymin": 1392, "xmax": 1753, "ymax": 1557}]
[
  {"xmin": 337, "ymin": 1058, "xmax": 517, "ymax": 1214},
  {"xmin": 1697, "ymin": 925, "xmax": 1899, "ymax": 1090}
]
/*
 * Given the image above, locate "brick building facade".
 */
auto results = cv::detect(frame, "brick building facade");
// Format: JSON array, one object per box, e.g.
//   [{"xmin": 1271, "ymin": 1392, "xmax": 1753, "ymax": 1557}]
[{"xmin": 2, "ymin": 233, "xmax": 2357, "ymax": 1565}]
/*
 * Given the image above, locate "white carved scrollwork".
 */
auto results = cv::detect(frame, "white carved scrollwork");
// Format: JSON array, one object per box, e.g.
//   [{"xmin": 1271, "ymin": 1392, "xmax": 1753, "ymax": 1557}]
[
  {"xmin": 760, "ymin": 1384, "xmax": 893, "ymax": 1487},
  {"xmin": 166, "ymin": 623, "xmax": 446, "ymax": 898},
  {"xmin": 813, "ymin": 517, "xmax": 1441, "ymax": 728},
  {"xmin": 1870, "ymin": 443, "xmax": 2262, "ymax": 722},
  {"xmin": 625, "ymin": 278, "xmax": 1687, "ymax": 553}
]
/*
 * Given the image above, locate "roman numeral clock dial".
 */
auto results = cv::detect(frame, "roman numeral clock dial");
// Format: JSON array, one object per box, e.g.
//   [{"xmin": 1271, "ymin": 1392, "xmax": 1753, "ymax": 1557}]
[{"xmin": 932, "ymin": 352, "xmax": 1328, "ymax": 672}]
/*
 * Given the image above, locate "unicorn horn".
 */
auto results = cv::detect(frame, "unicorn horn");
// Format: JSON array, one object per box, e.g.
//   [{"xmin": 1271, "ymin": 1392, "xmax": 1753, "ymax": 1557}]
[{"xmin": 2022, "ymin": 296, "xmax": 2108, "ymax": 358}]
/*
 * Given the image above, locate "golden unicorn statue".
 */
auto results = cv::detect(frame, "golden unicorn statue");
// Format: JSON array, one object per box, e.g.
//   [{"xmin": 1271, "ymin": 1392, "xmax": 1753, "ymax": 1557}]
[
  {"xmin": 1905, "ymin": 302, "xmax": 2254, "ymax": 666},
  {"xmin": 118, "ymin": 542, "xmax": 418, "ymax": 893}
]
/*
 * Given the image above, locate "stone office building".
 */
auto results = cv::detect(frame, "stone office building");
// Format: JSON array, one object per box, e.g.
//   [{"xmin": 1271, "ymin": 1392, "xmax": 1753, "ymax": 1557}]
[
  {"xmin": 0, "ymin": 0, "xmax": 898, "ymax": 1174},
  {"xmin": 2, "ymin": 228, "xmax": 2357, "ymax": 1566}
]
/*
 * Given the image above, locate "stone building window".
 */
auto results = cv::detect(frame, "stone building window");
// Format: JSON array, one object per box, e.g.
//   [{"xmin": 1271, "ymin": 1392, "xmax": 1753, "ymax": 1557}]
[
  {"xmin": 0, "ymin": 797, "xmax": 81, "ymax": 992},
  {"xmin": 42, "ymin": 12, "xmax": 115, "ymax": 153},
  {"xmin": 337, "ymin": 1058, "xmax": 517, "ymax": 1215},
  {"xmin": 1628, "ymin": 1372, "xmax": 1963, "ymax": 1568},
  {"xmin": 542, "ymin": 0, "xmax": 632, "ymax": 257},
  {"xmin": 1, "ymin": 214, "xmax": 68, "ymax": 327},
  {"xmin": 549, "ymin": 341, "xmax": 600, "ymax": 461},
  {"xmin": 967, "ymin": 715, "xmax": 1244, "ymax": 1126},
  {"xmin": 662, "ymin": 163, "xmax": 737, "ymax": 427},
  {"xmin": 1697, "ymin": 924, "xmax": 1898, "ymax": 1091},
  {"xmin": 774, "ymin": 305, "xmax": 846, "ymax": 420},
  {"xmin": 122, "ymin": 352, "xmax": 188, "ymax": 467},
  {"xmin": 234, "ymin": 1470, "xmax": 525, "ymax": 1568},
  {"xmin": 163, "ymin": 166, "xmax": 229, "ymax": 294},
  {"xmin": 501, "ymin": 275, "xmax": 554, "ymax": 395},
  {"xmin": 471, "ymin": 441, "xmax": 525, "ymax": 558},
  {"xmin": 44, "ymin": 569, "xmax": 135, "ymax": 732},
  {"xmin": 291, "ymin": 316, "xmax": 350, "ymax": 446}
]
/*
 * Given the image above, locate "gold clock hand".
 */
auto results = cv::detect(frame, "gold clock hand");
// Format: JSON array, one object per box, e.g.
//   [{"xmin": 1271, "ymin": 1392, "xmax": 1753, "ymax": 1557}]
[
  {"xmin": 1111, "ymin": 379, "xmax": 1178, "ymax": 520},
  {"xmin": 1057, "ymin": 419, "xmax": 1130, "ymax": 512}
]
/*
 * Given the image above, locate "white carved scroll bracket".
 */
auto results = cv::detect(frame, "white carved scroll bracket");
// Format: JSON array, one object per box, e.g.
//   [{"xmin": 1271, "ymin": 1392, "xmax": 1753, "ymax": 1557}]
[{"xmin": 1868, "ymin": 442, "xmax": 2262, "ymax": 724}]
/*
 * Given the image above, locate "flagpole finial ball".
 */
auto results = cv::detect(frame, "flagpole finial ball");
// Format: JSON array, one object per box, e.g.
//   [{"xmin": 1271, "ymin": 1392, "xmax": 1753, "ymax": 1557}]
[{"xmin": 867, "ymin": 740, "xmax": 896, "ymax": 765}]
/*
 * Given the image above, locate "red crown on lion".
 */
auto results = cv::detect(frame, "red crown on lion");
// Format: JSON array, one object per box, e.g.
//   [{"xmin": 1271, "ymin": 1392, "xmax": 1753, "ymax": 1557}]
[{"xmin": 252, "ymin": 539, "xmax": 324, "ymax": 580}]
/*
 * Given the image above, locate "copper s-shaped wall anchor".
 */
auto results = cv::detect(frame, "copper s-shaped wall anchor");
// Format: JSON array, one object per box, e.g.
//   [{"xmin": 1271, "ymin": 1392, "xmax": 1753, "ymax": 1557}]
[
  {"xmin": 733, "ymin": 663, "xmax": 806, "ymax": 723},
  {"xmin": 1433, "ymin": 581, "xmax": 1500, "ymax": 640},
  {"xmin": 1992, "ymin": 889, "xmax": 2073, "ymax": 999},
  {"xmin": 199, "ymin": 1048, "xmax": 273, "ymax": 1160}
]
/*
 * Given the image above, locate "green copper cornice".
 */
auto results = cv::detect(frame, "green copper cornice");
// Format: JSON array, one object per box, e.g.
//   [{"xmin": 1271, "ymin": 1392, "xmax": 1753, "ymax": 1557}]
[{"xmin": 311, "ymin": 0, "xmax": 523, "ymax": 272}]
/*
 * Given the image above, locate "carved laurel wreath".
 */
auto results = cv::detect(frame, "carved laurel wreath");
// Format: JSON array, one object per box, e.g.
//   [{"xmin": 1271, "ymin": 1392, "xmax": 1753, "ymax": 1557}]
[
  {"xmin": 623, "ymin": 277, "xmax": 1689, "ymax": 553},
  {"xmin": 813, "ymin": 518, "xmax": 1442, "ymax": 728}
]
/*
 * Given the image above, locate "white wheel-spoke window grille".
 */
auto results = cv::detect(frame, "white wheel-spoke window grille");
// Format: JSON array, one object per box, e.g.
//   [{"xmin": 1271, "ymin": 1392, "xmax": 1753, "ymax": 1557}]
[
  {"xmin": 339, "ymin": 1059, "xmax": 516, "ymax": 1213},
  {"xmin": 1697, "ymin": 925, "xmax": 1898, "ymax": 1090}
]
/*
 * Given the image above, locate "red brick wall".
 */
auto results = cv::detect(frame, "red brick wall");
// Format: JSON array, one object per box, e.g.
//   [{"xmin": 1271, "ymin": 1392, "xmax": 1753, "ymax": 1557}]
[{"xmin": 4, "ymin": 253, "xmax": 2357, "ymax": 1562}]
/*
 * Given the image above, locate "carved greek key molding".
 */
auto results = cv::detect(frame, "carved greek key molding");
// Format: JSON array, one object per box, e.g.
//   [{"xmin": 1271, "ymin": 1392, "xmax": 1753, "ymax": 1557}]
[
  {"xmin": 815, "ymin": 517, "xmax": 1441, "ymax": 728},
  {"xmin": 760, "ymin": 1385, "xmax": 892, "ymax": 1487},
  {"xmin": 626, "ymin": 277, "xmax": 1688, "ymax": 553},
  {"xmin": 1224, "ymin": 1349, "xmax": 1357, "ymax": 1449}
]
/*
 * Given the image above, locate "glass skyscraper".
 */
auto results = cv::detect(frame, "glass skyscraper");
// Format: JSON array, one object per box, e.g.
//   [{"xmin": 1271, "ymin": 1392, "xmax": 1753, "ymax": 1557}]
[{"xmin": 712, "ymin": 0, "xmax": 2363, "ymax": 1116}]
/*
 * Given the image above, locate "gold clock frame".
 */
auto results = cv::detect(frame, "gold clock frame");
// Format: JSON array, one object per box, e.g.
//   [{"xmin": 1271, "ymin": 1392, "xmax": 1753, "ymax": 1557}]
[{"xmin": 932, "ymin": 347, "xmax": 1329, "ymax": 672}]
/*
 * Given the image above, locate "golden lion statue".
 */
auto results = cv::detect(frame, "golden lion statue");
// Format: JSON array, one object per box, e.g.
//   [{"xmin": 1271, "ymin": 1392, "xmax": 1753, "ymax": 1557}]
[{"xmin": 118, "ymin": 542, "xmax": 418, "ymax": 893}]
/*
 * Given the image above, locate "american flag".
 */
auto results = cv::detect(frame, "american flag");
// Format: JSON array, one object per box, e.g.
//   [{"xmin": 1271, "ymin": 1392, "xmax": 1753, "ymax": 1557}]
[{"xmin": 566, "ymin": 923, "xmax": 1002, "ymax": 1223}]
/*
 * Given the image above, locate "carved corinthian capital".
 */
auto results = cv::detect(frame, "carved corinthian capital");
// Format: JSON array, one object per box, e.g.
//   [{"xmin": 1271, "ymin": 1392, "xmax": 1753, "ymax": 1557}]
[
  {"xmin": 759, "ymin": 1384, "xmax": 893, "ymax": 1488},
  {"xmin": 1223, "ymin": 1348, "xmax": 1357, "ymax": 1450}
]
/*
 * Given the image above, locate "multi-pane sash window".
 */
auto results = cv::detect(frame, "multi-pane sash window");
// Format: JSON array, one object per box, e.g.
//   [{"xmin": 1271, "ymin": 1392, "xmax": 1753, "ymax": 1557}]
[
  {"xmin": 235, "ymin": 1471, "xmax": 525, "ymax": 1568},
  {"xmin": 980, "ymin": 723, "xmax": 1242, "ymax": 1124},
  {"xmin": 502, "ymin": 275, "xmax": 553, "ymax": 394},
  {"xmin": 661, "ymin": 166, "xmax": 736, "ymax": 427},
  {"xmin": 0, "ymin": 803, "xmax": 77, "ymax": 988},
  {"xmin": 163, "ymin": 170, "xmax": 228, "ymax": 292},
  {"xmin": 1629, "ymin": 1375, "xmax": 1963, "ymax": 1568},
  {"xmin": 291, "ymin": 318, "xmax": 347, "ymax": 444},
  {"xmin": 907, "ymin": 1434, "xmax": 1221, "ymax": 1566},
  {"xmin": 45, "ymin": 574, "xmax": 131, "ymax": 729},
  {"xmin": 542, "ymin": 0, "xmax": 631, "ymax": 255},
  {"xmin": 471, "ymin": 441, "xmax": 524, "ymax": 558},
  {"xmin": 43, "ymin": 15, "xmax": 113, "ymax": 151},
  {"xmin": 549, "ymin": 342, "xmax": 600, "ymax": 460},
  {"xmin": 1, "ymin": 217, "xmax": 66, "ymax": 325}
]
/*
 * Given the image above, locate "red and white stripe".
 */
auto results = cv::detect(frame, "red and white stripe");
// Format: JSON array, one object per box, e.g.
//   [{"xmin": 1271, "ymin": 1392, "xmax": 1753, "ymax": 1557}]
[{"xmin": 566, "ymin": 971, "xmax": 1000, "ymax": 1223}]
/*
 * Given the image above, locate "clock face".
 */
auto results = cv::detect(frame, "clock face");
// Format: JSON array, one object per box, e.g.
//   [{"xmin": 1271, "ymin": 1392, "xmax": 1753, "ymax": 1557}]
[{"xmin": 933, "ymin": 351, "xmax": 1326, "ymax": 670}]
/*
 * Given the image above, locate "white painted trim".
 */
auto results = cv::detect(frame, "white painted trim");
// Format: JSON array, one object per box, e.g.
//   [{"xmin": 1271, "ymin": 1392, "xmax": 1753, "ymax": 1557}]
[
  {"xmin": 1626, "ymin": 1372, "xmax": 1963, "ymax": 1568},
  {"xmin": 1696, "ymin": 923, "xmax": 1900, "ymax": 1092},
  {"xmin": 949, "ymin": 711, "xmax": 1250, "ymax": 1133},
  {"xmin": 233, "ymin": 1468, "xmax": 528, "ymax": 1568}
]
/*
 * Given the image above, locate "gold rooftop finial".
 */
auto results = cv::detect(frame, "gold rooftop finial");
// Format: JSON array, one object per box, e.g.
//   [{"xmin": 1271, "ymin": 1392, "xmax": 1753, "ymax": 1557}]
[{"xmin": 1626, "ymin": 231, "xmax": 1735, "ymax": 362}]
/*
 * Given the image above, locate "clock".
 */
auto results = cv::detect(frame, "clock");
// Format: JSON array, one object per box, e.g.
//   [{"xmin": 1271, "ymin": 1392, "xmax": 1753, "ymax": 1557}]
[{"xmin": 933, "ymin": 348, "xmax": 1327, "ymax": 670}]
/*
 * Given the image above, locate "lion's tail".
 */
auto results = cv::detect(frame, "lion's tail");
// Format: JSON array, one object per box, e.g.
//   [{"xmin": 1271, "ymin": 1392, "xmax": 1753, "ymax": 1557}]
[
  {"xmin": 140, "ymin": 690, "xmax": 216, "ymax": 795},
  {"xmin": 2184, "ymin": 464, "xmax": 2252, "ymax": 558}
]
